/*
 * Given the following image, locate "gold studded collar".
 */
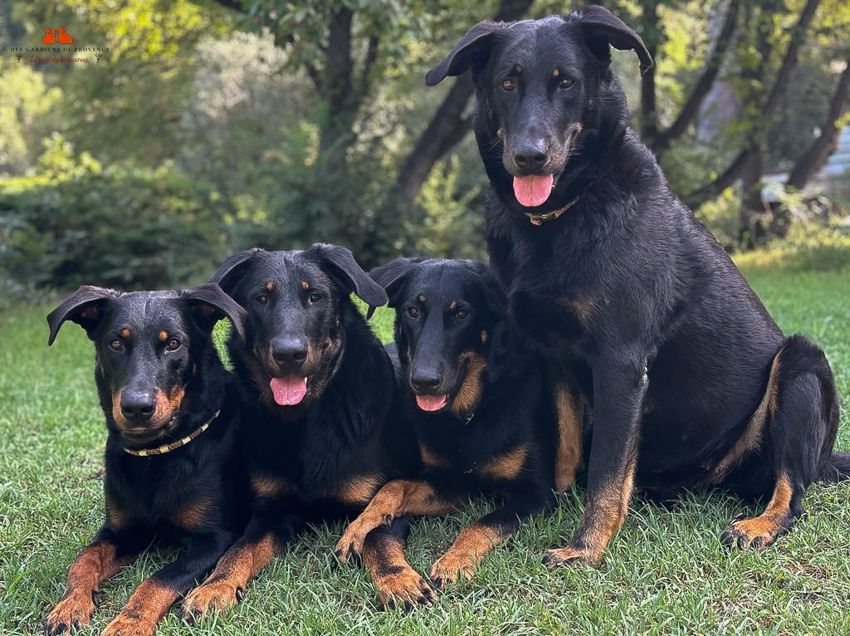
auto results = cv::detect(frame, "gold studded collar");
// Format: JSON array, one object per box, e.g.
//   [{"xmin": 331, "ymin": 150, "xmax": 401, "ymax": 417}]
[
  {"xmin": 123, "ymin": 410, "xmax": 220, "ymax": 457},
  {"xmin": 524, "ymin": 196, "xmax": 580, "ymax": 226}
]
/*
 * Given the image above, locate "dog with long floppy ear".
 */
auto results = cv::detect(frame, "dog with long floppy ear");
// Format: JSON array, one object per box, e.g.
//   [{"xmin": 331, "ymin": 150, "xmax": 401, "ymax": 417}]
[{"xmin": 426, "ymin": 6, "xmax": 651, "ymax": 87}]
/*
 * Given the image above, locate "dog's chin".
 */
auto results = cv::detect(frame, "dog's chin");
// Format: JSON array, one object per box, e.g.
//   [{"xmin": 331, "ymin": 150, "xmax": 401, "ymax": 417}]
[{"xmin": 119, "ymin": 418, "xmax": 175, "ymax": 447}]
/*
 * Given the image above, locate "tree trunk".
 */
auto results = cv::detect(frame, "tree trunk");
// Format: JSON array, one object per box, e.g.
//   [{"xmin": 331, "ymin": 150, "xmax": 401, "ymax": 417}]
[
  {"xmin": 686, "ymin": 0, "xmax": 821, "ymax": 209},
  {"xmin": 651, "ymin": 0, "xmax": 739, "ymax": 154},
  {"xmin": 639, "ymin": 0, "xmax": 660, "ymax": 147},
  {"xmin": 786, "ymin": 58, "xmax": 850, "ymax": 190}
]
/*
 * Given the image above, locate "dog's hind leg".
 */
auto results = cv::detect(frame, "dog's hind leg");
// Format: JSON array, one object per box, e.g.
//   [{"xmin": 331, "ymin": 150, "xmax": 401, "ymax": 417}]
[
  {"xmin": 722, "ymin": 335, "xmax": 841, "ymax": 550},
  {"xmin": 361, "ymin": 517, "xmax": 435, "ymax": 609}
]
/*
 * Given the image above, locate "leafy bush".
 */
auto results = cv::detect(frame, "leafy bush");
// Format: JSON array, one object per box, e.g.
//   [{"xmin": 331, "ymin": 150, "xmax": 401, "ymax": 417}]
[{"xmin": 0, "ymin": 136, "xmax": 229, "ymax": 293}]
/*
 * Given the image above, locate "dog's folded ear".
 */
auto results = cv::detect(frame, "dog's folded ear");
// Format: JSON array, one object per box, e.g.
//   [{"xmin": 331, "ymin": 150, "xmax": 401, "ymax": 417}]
[
  {"xmin": 425, "ymin": 20, "xmax": 502, "ymax": 86},
  {"xmin": 572, "ymin": 5, "xmax": 653, "ymax": 73},
  {"xmin": 182, "ymin": 283, "xmax": 247, "ymax": 340},
  {"xmin": 307, "ymin": 243, "xmax": 387, "ymax": 312},
  {"xmin": 369, "ymin": 257, "xmax": 421, "ymax": 317},
  {"xmin": 47, "ymin": 286, "xmax": 118, "ymax": 345},
  {"xmin": 210, "ymin": 248, "xmax": 265, "ymax": 293}
]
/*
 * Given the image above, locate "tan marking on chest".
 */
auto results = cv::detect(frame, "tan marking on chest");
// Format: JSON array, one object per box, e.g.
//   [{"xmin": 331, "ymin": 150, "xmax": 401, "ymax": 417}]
[
  {"xmin": 337, "ymin": 474, "xmax": 383, "ymax": 506},
  {"xmin": 173, "ymin": 496, "xmax": 213, "ymax": 530},
  {"xmin": 419, "ymin": 441, "xmax": 446, "ymax": 468},
  {"xmin": 251, "ymin": 474, "xmax": 290, "ymax": 499},
  {"xmin": 478, "ymin": 444, "xmax": 529, "ymax": 481}
]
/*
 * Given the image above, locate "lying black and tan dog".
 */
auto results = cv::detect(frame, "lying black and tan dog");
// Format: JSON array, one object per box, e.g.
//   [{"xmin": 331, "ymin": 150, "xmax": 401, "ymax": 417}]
[
  {"xmin": 181, "ymin": 244, "xmax": 426, "ymax": 616},
  {"xmin": 426, "ymin": 6, "xmax": 847, "ymax": 565},
  {"xmin": 44, "ymin": 284, "xmax": 249, "ymax": 636},
  {"xmin": 335, "ymin": 258, "xmax": 557, "ymax": 597}
]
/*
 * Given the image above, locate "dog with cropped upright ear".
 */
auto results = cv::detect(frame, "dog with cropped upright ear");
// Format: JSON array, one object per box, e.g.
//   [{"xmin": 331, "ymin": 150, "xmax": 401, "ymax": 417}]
[
  {"xmin": 181, "ymin": 243, "xmax": 429, "ymax": 617},
  {"xmin": 426, "ymin": 5, "xmax": 847, "ymax": 566},
  {"xmin": 335, "ymin": 258, "xmax": 559, "ymax": 599},
  {"xmin": 44, "ymin": 283, "xmax": 250, "ymax": 636}
]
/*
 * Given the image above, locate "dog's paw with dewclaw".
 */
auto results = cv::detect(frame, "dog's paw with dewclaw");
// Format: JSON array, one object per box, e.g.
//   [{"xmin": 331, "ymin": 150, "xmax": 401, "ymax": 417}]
[
  {"xmin": 181, "ymin": 580, "xmax": 244, "ymax": 622},
  {"xmin": 44, "ymin": 592, "xmax": 98, "ymax": 636}
]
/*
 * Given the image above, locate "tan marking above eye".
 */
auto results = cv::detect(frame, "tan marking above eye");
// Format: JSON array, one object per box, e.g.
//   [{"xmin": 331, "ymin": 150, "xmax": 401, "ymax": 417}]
[
  {"xmin": 480, "ymin": 330, "xmax": 488, "ymax": 344},
  {"xmin": 159, "ymin": 330, "xmax": 168, "ymax": 342},
  {"xmin": 265, "ymin": 281, "xmax": 274, "ymax": 291},
  {"xmin": 553, "ymin": 68, "xmax": 560, "ymax": 78},
  {"xmin": 449, "ymin": 301, "xmax": 458, "ymax": 310},
  {"xmin": 301, "ymin": 280, "xmax": 309, "ymax": 290},
  {"xmin": 416, "ymin": 293, "xmax": 426, "ymax": 303},
  {"xmin": 119, "ymin": 327, "xmax": 130, "ymax": 339}
]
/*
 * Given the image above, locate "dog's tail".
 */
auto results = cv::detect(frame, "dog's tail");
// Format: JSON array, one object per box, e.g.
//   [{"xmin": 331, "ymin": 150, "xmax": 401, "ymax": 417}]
[{"xmin": 820, "ymin": 452, "xmax": 850, "ymax": 483}]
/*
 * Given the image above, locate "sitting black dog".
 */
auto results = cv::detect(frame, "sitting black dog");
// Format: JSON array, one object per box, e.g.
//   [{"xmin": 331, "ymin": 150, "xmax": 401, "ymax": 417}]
[
  {"xmin": 335, "ymin": 258, "xmax": 557, "ymax": 597},
  {"xmin": 426, "ymin": 6, "xmax": 847, "ymax": 565},
  {"xmin": 44, "ymin": 284, "xmax": 248, "ymax": 636},
  {"xmin": 181, "ymin": 244, "xmax": 426, "ymax": 616}
]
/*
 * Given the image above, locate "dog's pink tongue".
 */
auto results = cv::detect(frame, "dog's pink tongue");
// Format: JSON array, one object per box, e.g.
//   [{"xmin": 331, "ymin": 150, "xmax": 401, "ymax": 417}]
[
  {"xmin": 270, "ymin": 376, "xmax": 308, "ymax": 406},
  {"xmin": 513, "ymin": 174, "xmax": 554, "ymax": 207},
  {"xmin": 415, "ymin": 394, "xmax": 448, "ymax": 412}
]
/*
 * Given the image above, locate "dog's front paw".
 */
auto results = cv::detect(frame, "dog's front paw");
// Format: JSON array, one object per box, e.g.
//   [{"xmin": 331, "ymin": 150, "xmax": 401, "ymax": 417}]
[
  {"xmin": 721, "ymin": 515, "xmax": 790, "ymax": 550},
  {"xmin": 44, "ymin": 592, "xmax": 98, "ymax": 635},
  {"xmin": 375, "ymin": 566, "xmax": 435, "ymax": 610},
  {"xmin": 101, "ymin": 613, "xmax": 156, "ymax": 636},
  {"xmin": 334, "ymin": 513, "xmax": 393, "ymax": 566},
  {"xmin": 542, "ymin": 545, "xmax": 599, "ymax": 567},
  {"xmin": 181, "ymin": 580, "xmax": 243, "ymax": 622},
  {"xmin": 429, "ymin": 551, "xmax": 478, "ymax": 590}
]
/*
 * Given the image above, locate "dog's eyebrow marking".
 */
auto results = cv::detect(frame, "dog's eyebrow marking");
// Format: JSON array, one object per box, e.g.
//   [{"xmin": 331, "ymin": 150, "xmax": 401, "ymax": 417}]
[
  {"xmin": 553, "ymin": 67, "xmax": 560, "ymax": 78},
  {"xmin": 159, "ymin": 330, "xmax": 168, "ymax": 342},
  {"xmin": 480, "ymin": 330, "xmax": 488, "ymax": 343},
  {"xmin": 449, "ymin": 300, "xmax": 458, "ymax": 310},
  {"xmin": 301, "ymin": 280, "xmax": 309, "ymax": 290},
  {"xmin": 513, "ymin": 63, "xmax": 522, "ymax": 74},
  {"xmin": 265, "ymin": 281, "xmax": 274, "ymax": 291},
  {"xmin": 119, "ymin": 327, "xmax": 130, "ymax": 339},
  {"xmin": 416, "ymin": 293, "xmax": 426, "ymax": 303}
]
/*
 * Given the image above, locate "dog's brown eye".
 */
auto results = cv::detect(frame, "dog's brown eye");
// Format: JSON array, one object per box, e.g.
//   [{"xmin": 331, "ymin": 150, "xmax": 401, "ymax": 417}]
[
  {"xmin": 165, "ymin": 338, "xmax": 181, "ymax": 352},
  {"xmin": 308, "ymin": 292, "xmax": 322, "ymax": 304},
  {"xmin": 559, "ymin": 77, "xmax": 575, "ymax": 90},
  {"xmin": 256, "ymin": 294, "xmax": 269, "ymax": 305},
  {"xmin": 500, "ymin": 78, "xmax": 516, "ymax": 92},
  {"xmin": 407, "ymin": 306, "xmax": 420, "ymax": 319},
  {"xmin": 109, "ymin": 339, "xmax": 124, "ymax": 351}
]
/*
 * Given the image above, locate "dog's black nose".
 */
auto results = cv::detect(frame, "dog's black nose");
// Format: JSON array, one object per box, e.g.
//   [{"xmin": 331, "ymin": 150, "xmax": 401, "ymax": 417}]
[
  {"xmin": 272, "ymin": 337, "xmax": 308, "ymax": 366},
  {"xmin": 121, "ymin": 390, "xmax": 156, "ymax": 422},
  {"xmin": 514, "ymin": 142, "xmax": 547, "ymax": 171},
  {"xmin": 411, "ymin": 370, "xmax": 442, "ymax": 393}
]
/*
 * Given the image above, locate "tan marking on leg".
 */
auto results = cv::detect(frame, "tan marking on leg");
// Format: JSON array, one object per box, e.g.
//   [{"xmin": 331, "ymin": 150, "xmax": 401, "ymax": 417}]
[
  {"xmin": 477, "ymin": 444, "xmax": 529, "ymax": 481},
  {"xmin": 335, "ymin": 480, "xmax": 456, "ymax": 562},
  {"xmin": 362, "ymin": 529, "xmax": 434, "ymax": 608},
  {"xmin": 45, "ymin": 541, "xmax": 132, "ymax": 633},
  {"xmin": 250, "ymin": 473, "xmax": 290, "ymax": 499},
  {"xmin": 430, "ymin": 523, "xmax": 506, "ymax": 586},
  {"xmin": 419, "ymin": 441, "xmax": 446, "ymax": 468},
  {"xmin": 182, "ymin": 533, "xmax": 280, "ymax": 618},
  {"xmin": 102, "ymin": 578, "xmax": 178, "ymax": 636},
  {"xmin": 172, "ymin": 496, "xmax": 212, "ymax": 531},
  {"xmin": 545, "ymin": 457, "xmax": 636, "ymax": 566},
  {"xmin": 336, "ymin": 474, "xmax": 383, "ymax": 506},
  {"xmin": 711, "ymin": 349, "xmax": 783, "ymax": 484},
  {"xmin": 724, "ymin": 473, "xmax": 794, "ymax": 549},
  {"xmin": 450, "ymin": 351, "xmax": 487, "ymax": 416},
  {"xmin": 554, "ymin": 383, "xmax": 584, "ymax": 492}
]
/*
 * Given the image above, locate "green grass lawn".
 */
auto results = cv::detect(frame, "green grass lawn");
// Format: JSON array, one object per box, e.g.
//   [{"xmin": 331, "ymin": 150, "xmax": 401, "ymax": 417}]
[{"xmin": 2, "ymin": 260, "xmax": 849, "ymax": 635}]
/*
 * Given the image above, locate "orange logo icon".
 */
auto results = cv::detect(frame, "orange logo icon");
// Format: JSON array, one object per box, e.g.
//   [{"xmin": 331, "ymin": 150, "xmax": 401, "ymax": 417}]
[{"xmin": 41, "ymin": 27, "xmax": 74, "ymax": 45}]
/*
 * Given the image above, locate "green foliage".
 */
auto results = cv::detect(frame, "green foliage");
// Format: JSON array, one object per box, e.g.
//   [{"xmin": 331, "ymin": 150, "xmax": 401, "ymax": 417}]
[{"xmin": 0, "ymin": 136, "xmax": 228, "ymax": 294}]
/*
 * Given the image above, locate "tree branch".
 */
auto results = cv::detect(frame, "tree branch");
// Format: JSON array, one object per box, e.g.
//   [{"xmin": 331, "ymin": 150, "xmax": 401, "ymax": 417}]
[
  {"xmin": 652, "ymin": 0, "xmax": 740, "ymax": 153},
  {"xmin": 786, "ymin": 57, "xmax": 850, "ymax": 190},
  {"xmin": 685, "ymin": 0, "xmax": 821, "ymax": 207}
]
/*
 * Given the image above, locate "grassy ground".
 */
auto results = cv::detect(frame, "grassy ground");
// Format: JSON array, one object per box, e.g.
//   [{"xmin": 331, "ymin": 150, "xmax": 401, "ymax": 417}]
[{"xmin": 1, "ymin": 258, "xmax": 849, "ymax": 635}]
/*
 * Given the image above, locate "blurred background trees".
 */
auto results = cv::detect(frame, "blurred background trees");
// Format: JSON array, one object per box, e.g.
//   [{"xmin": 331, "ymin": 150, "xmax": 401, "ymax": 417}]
[{"xmin": 1, "ymin": 0, "xmax": 849, "ymax": 296}]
